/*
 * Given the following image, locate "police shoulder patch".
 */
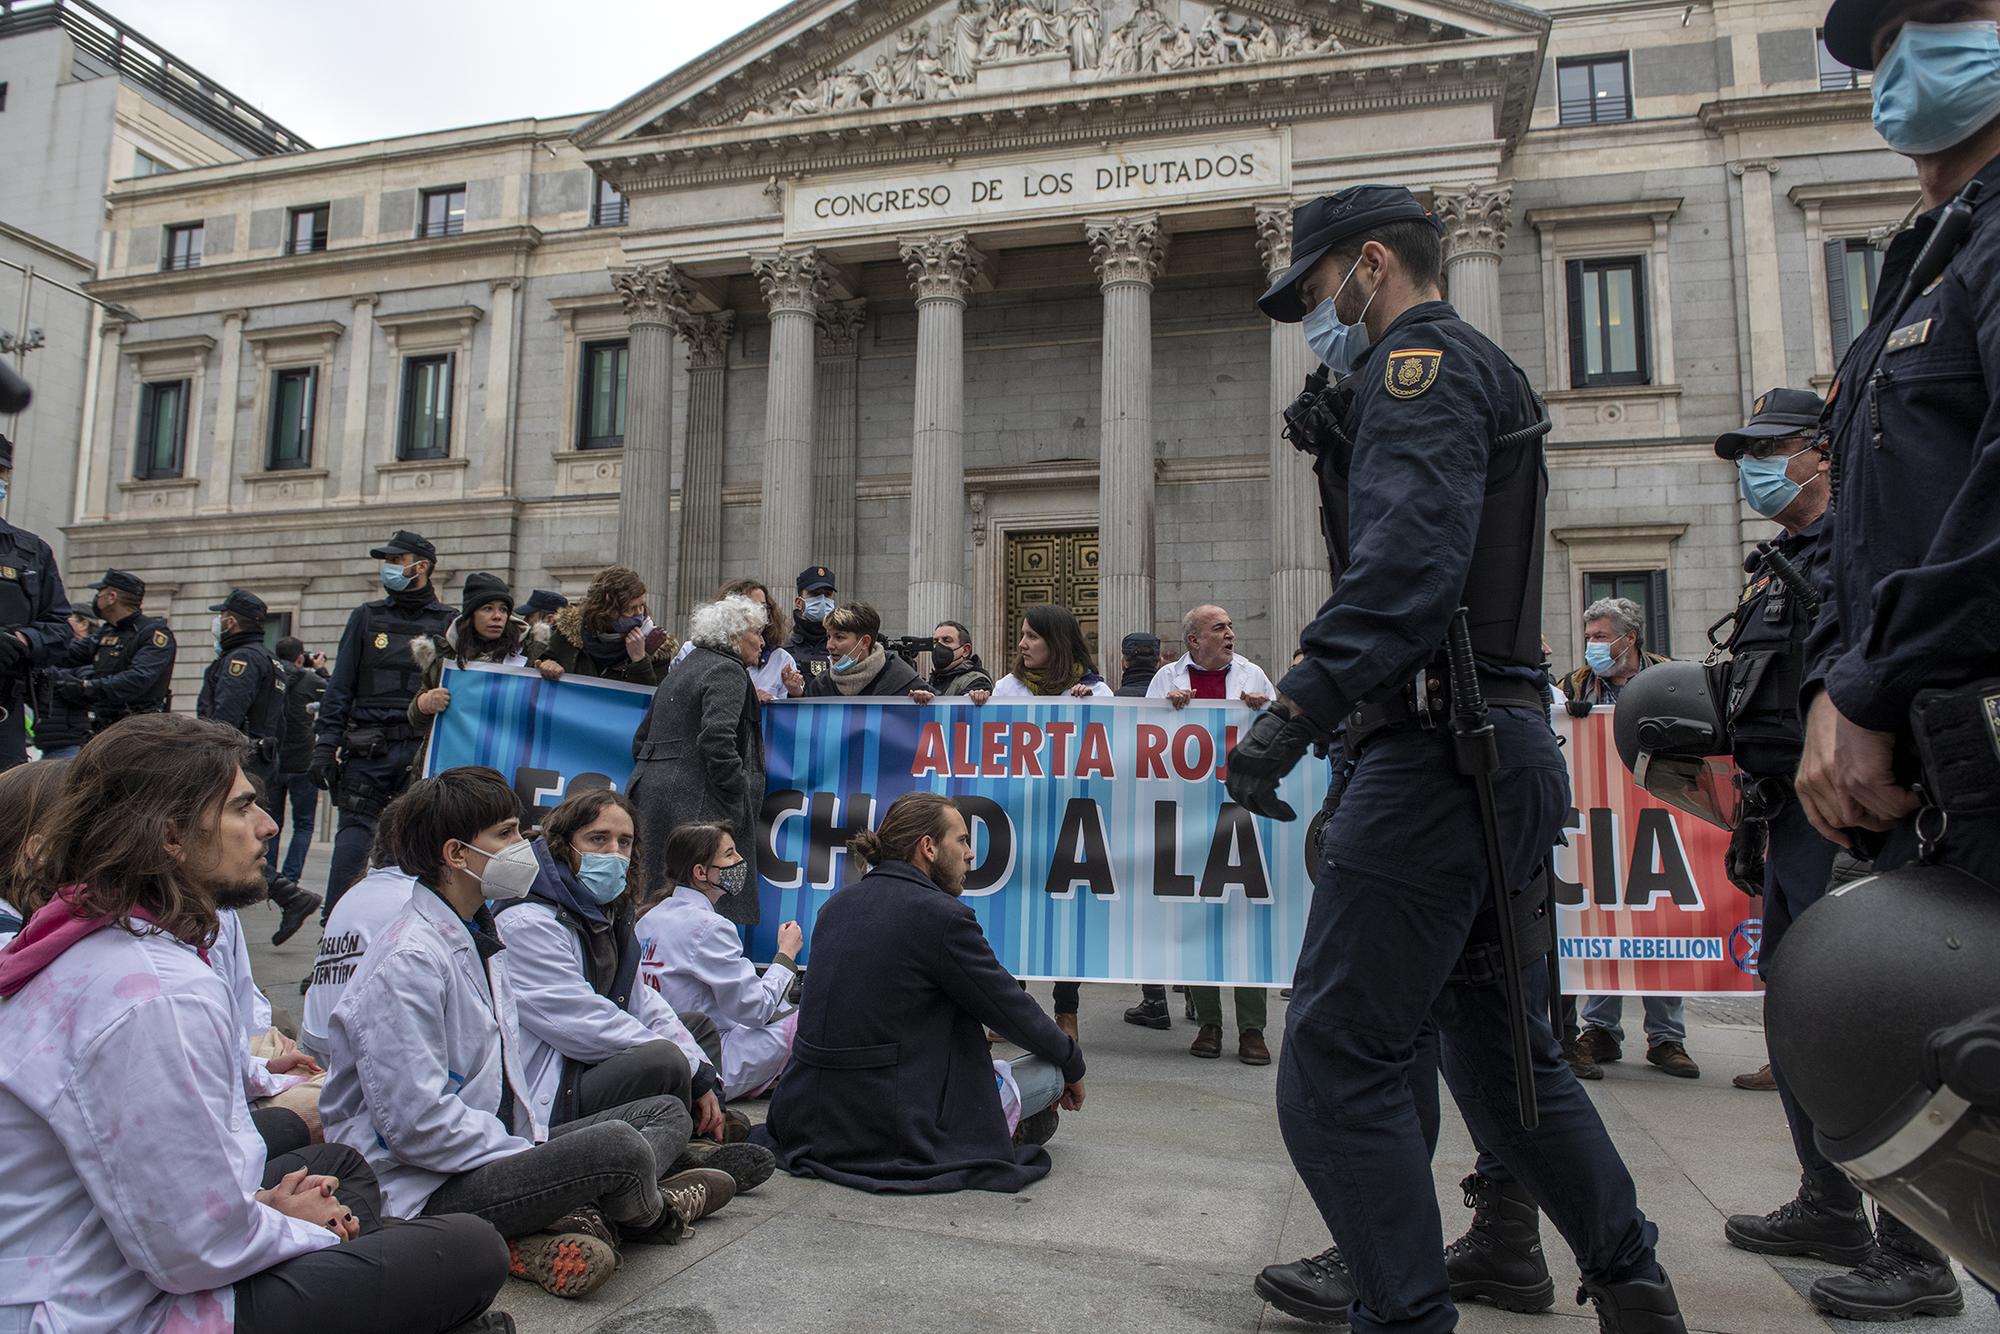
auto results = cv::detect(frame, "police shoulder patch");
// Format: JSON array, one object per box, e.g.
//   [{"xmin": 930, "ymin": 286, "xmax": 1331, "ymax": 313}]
[
  {"xmin": 1385, "ymin": 348, "xmax": 1443, "ymax": 399},
  {"xmin": 228, "ymin": 658, "xmax": 246, "ymax": 676},
  {"xmin": 151, "ymin": 629, "xmax": 169, "ymax": 648}
]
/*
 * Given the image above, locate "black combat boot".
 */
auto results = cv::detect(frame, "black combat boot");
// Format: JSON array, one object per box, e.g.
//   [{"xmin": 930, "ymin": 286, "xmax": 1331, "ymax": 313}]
[
  {"xmin": 1255, "ymin": 1245, "xmax": 1353, "ymax": 1325},
  {"xmin": 1123, "ymin": 995, "xmax": 1172, "ymax": 1029},
  {"xmin": 1723, "ymin": 1170, "xmax": 1873, "ymax": 1265},
  {"xmin": 1809, "ymin": 1210, "xmax": 1964, "ymax": 1321},
  {"xmin": 1445, "ymin": 1172, "xmax": 1556, "ymax": 1312},
  {"xmin": 1577, "ymin": 1270, "xmax": 1689, "ymax": 1334},
  {"xmin": 267, "ymin": 875, "xmax": 323, "ymax": 946}
]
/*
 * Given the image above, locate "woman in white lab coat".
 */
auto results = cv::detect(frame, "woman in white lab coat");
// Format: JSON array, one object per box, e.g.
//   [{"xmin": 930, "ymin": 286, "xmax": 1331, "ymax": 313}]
[{"xmin": 637, "ymin": 822, "xmax": 803, "ymax": 1099}]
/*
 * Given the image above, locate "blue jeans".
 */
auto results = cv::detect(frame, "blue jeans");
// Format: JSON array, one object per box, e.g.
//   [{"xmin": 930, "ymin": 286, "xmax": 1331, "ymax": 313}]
[
  {"xmin": 1580, "ymin": 994, "xmax": 1686, "ymax": 1046},
  {"xmin": 263, "ymin": 770, "xmax": 318, "ymax": 881},
  {"xmin": 1011, "ymin": 1055, "xmax": 1065, "ymax": 1120}
]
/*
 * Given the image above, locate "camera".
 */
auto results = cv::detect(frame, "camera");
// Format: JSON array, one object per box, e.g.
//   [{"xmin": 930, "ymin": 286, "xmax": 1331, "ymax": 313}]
[{"xmin": 886, "ymin": 635, "xmax": 939, "ymax": 663}]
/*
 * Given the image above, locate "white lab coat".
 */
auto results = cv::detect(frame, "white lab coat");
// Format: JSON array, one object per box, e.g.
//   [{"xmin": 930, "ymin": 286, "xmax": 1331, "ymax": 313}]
[
  {"xmin": 211, "ymin": 908, "xmax": 305, "ymax": 1103},
  {"xmin": 0, "ymin": 927, "xmax": 334, "ymax": 1333},
  {"xmin": 636, "ymin": 886, "xmax": 799, "ymax": 1098},
  {"xmin": 990, "ymin": 673, "xmax": 1114, "ymax": 698},
  {"xmin": 1145, "ymin": 652, "xmax": 1277, "ymax": 703},
  {"xmin": 320, "ymin": 887, "xmax": 542, "ymax": 1219},
  {"xmin": 673, "ymin": 639, "xmax": 796, "ymax": 698},
  {"xmin": 493, "ymin": 898, "xmax": 710, "ymax": 1124},
  {"xmin": 298, "ymin": 866, "xmax": 419, "ymax": 1063}
]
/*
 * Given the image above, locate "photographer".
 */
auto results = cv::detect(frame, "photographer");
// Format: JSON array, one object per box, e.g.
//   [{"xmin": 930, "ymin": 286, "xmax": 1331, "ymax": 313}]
[{"xmin": 803, "ymin": 604, "xmax": 922, "ymax": 699}]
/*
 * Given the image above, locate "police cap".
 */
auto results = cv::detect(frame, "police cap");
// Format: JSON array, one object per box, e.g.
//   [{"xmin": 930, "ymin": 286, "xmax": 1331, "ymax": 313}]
[
  {"xmin": 1120, "ymin": 632, "xmax": 1162, "ymax": 661},
  {"xmin": 1715, "ymin": 387, "xmax": 1826, "ymax": 460},
  {"xmin": 1820, "ymin": 0, "xmax": 1899, "ymax": 70},
  {"xmin": 521, "ymin": 588, "xmax": 568, "ymax": 616},
  {"xmin": 0, "ymin": 431, "xmax": 12, "ymax": 470},
  {"xmin": 1257, "ymin": 186, "xmax": 1444, "ymax": 323},
  {"xmin": 88, "ymin": 569, "xmax": 146, "ymax": 600},
  {"xmin": 796, "ymin": 566, "xmax": 837, "ymax": 594},
  {"xmin": 208, "ymin": 588, "xmax": 268, "ymax": 623},
  {"xmin": 370, "ymin": 530, "xmax": 437, "ymax": 563}
]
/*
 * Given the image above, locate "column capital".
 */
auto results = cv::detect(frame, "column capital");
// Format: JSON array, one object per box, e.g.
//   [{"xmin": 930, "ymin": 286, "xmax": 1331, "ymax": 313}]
[
  {"xmin": 672, "ymin": 309, "xmax": 735, "ymax": 370},
  {"xmin": 1728, "ymin": 158, "xmax": 1781, "ymax": 178},
  {"xmin": 815, "ymin": 299, "xmax": 867, "ymax": 358},
  {"xmin": 899, "ymin": 231, "xmax": 985, "ymax": 304},
  {"xmin": 351, "ymin": 292, "xmax": 380, "ymax": 310},
  {"xmin": 614, "ymin": 262, "xmax": 693, "ymax": 327},
  {"xmin": 1253, "ymin": 200, "xmax": 1296, "ymax": 281},
  {"xmin": 1433, "ymin": 182, "xmax": 1513, "ymax": 262},
  {"xmin": 1085, "ymin": 212, "xmax": 1168, "ymax": 289},
  {"xmin": 752, "ymin": 246, "xmax": 831, "ymax": 316},
  {"xmin": 220, "ymin": 308, "xmax": 250, "ymax": 326}
]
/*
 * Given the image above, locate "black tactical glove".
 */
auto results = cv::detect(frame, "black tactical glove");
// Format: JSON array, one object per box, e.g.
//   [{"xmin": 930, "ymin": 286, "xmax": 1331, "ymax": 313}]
[
  {"xmin": 308, "ymin": 743, "xmax": 340, "ymax": 791},
  {"xmin": 1225, "ymin": 701, "xmax": 1331, "ymax": 822},
  {"xmin": 1725, "ymin": 816, "xmax": 1767, "ymax": 898},
  {"xmin": 0, "ymin": 632, "xmax": 27, "ymax": 675},
  {"xmin": 53, "ymin": 675, "xmax": 91, "ymax": 705}
]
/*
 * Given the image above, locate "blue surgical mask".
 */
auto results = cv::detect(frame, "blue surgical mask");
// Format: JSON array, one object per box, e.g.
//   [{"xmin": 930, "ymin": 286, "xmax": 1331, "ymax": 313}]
[
  {"xmin": 1737, "ymin": 451, "xmax": 1808, "ymax": 518},
  {"xmin": 1584, "ymin": 640, "xmax": 1619, "ymax": 677},
  {"xmin": 1871, "ymin": 21, "xmax": 2000, "ymax": 155},
  {"xmin": 833, "ymin": 653, "xmax": 859, "ymax": 673},
  {"xmin": 380, "ymin": 562, "xmax": 413, "ymax": 592},
  {"xmin": 0, "ymin": 478, "xmax": 8, "ymax": 505},
  {"xmin": 1301, "ymin": 257, "xmax": 1377, "ymax": 374},
  {"xmin": 802, "ymin": 595, "xmax": 835, "ymax": 623},
  {"xmin": 576, "ymin": 852, "xmax": 629, "ymax": 905}
]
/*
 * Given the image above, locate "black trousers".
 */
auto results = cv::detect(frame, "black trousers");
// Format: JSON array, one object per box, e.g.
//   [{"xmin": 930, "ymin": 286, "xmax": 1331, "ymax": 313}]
[{"xmin": 233, "ymin": 1143, "xmax": 506, "ymax": 1334}]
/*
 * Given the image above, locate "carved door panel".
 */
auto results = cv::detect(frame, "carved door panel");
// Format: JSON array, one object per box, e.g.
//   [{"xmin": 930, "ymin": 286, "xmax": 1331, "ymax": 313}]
[{"xmin": 1003, "ymin": 527, "xmax": 1100, "ymax": 660}]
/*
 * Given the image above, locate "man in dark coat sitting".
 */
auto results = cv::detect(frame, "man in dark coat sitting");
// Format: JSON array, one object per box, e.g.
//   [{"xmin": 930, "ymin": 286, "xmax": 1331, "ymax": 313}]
[{"xmin": 754, "ymin": 793, "xmax": 1085, "ymax": 1193}]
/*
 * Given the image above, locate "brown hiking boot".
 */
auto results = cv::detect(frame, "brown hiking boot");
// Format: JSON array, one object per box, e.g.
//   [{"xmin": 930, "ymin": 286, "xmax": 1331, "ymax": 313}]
[
  {"xmin": 1189, "ymin": 1023, "xmax": 1224, "ymax": 1059},
  {"xmin": 507, "ymin": 1232, "xmax": 618, "ymax": 1298},
  {"xmin": 1732, "ymin": 1063, "xmax": 1777, "ymax": 1091},
  {"xmin": 1576, "ymin": 1026, "xmax": 1622, "ymax": 1064},
  {"xmin": 1564, "ymin": 1036, "xmax": 1604, "ymax": 1080},
  {"xmin": 660, "ymin": 1166, "xmax": 735, "ymax": 1226},
  {"xmin": 1239, "ymin": 1029, "xmax": 1272, "ymax": 1065},
  {"xmin": 1647, "ymin": 1040, "xmax": 1700, "ymax": 1079}
]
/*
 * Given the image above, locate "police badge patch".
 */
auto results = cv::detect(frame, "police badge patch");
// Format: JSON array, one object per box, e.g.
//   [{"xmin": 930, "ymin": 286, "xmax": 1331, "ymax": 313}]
[
  {"xmin": 1385, "ymin": 348, "xmax": 1443, "ymax": 399},
  {"xmin": 228, "ymin": 659, "xmax": 246, "ymax": 676},
  {"xmin": 373, "ymin": 633, "xmax": 389, "ymax": 649},
  {"xmin": 151, "ymin": 630, "xmax": 168, "ymax": 648}
]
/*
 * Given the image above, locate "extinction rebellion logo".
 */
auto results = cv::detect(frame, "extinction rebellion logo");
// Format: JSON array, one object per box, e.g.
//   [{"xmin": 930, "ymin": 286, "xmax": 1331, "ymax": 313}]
[{"xmin": 1729, "ymin": 918, "xmax": 1763, "ymax": 974}]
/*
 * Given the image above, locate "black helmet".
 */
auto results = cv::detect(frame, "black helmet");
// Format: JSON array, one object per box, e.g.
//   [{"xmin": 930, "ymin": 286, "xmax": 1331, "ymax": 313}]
[
  {"xmin": 1767, "ymin": 862, "xmax": 2000, "ymax": 1290},
  {"xmin": 1611, "ymin": 661, "xmax": 1738, "ymax": 828}
]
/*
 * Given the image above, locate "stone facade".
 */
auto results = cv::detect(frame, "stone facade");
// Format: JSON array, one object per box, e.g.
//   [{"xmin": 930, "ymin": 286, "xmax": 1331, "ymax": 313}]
[{"xmin": 66, "ymin": 0, "xmax": 1915, "ymax": 712}]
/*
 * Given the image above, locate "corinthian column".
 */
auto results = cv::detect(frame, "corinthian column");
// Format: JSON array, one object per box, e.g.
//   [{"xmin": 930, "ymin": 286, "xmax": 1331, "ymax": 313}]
[
  {"xmin": 1085, "ymin": 212, "xmax": 1167, "ymax": 650},
  {"xmin": 752, "ymin": 247, "xmax": 830, "ymax": 595},
  {"xmin": 1256, "ymin": 202, "xmax": 1332, "ymax": 667},
  {"xmin": 673, "ymin": 310, "xmax": 734, "ymax": 629},
  {"xmin": 1434, "ymin": 183, "xmax": 1513, "ymax": 340},
  {"xmin": 613, "ymin": 263, "xmax": 691, "ymax": 611},
  {"xmin": 900, "ymin": 232, "xmax": 984, "ymax": 638}
]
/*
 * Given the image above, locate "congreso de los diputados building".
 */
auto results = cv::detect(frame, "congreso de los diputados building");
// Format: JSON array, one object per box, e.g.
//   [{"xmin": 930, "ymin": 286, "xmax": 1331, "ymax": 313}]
[{"xmin": 38, "ymin": 0, "xmax": 1917, "ymax": 698}]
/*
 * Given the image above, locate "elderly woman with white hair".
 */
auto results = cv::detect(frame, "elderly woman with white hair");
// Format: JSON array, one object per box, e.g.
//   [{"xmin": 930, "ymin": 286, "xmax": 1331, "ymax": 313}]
[{"xmin": 629, "ymin": 594, "xmax": 769, "ymax": 927}]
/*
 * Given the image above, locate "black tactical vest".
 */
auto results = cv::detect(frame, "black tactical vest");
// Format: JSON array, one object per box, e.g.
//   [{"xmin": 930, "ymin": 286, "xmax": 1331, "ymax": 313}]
[
  {"xmin": 352, "ymin": 597, "xmax": 455, "ymax": 721},
  {"xmin": 0, "ymin": 526, "xmax": 44, "ymax": 632},
  {"xmin": 1723, "ymin": 529, "xmax": 1821, "ymax": 777},
  {"xmin": 92, "ymin": 613, "xmax": 174, "ymax": 719}
]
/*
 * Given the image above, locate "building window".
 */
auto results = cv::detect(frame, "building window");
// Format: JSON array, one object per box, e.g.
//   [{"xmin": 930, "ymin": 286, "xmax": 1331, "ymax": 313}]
[
  {"xmin": 591, "ymin": 175, "xmax": 629, "ymax": 227},
  {"xmin": 418, "ymin": 186, "xmax": 466, "ymax": 238},
  {"xmin": 1816, "ymin": 30, "xmax": 1868, "ymax": 90},
  {"xmin": 259, "ymin": 612, "xmax": 295, "ymax": 654},
  {"xmin": 267, "ymin": 366, "xmax": 317, "ymax": 471},
  {"xmin": 162, "ymin": 223, "xmax": 204, "ymax": 271},
  {"xmin": 397, "ymin": 354, "xmax": 454, "ymax": 460},
  {"xmin": 1565, "ymin": 257, "xmax": 1650, "ymax": 388},
  {"xmin": 133, "ymin": 149, "xmax": 169, "ymax": 177},
  {"xmin": 1583, "ymin": 569, "xmax": 1671, "ymax": 653},
  {"xmin": 286, "ymin": 204, "xmax": 330, "ymax": 255},
  {"xmin": 134, "ymin": 380, "xmax": 189, "ymax": 479},
  {"xmin": 1824, "ymin": 237, "xmax": 1884, "ymax": 363},
  {"xmin": 1557, "ymin": 55, "xmax": 1632, "ymax": 125},
  {"xmin": 578, "ymin": 340, "xmax": 629, "ymax": 449}
]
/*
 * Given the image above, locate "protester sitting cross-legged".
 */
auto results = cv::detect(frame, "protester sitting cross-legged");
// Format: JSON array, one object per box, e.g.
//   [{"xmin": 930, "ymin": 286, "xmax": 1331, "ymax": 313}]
[
  {"xmin": 754, "ymin": 792, "xmax": 1086, "ymax": 1193},
  {"xmin": 497, "ymin": 785, "xmax": 774, "ymax": 1193},
  {"xmin": 0, "ymin": 715, "xmax": 510, "ymax": 1334},
  {"xmin": 638, "ymin": 821, "xmax": 802, "ymax": 1101},
  {"xmin": 319, "ymin": 766, "xmax": 734, "ymax": 1301},
  {"xmin": 408, "ymin": 572, "xmax": 529, "ymax": 776},
  {"xmin": 804, "ymin": 601, "xmax": 924, "ymax": 698},
  {"xmin": 529, "ymin": 563, "xmax": 675, "ymax": 686},
  {"xmin": 0, "ymin": 756, "xmax": 68, "ymax": 948}
]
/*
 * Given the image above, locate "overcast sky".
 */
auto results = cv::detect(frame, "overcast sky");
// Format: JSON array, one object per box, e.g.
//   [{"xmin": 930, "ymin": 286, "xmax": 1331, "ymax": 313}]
[{"xmin": 108, "ymin": 0, "xmax": 795, "ymax": 148}]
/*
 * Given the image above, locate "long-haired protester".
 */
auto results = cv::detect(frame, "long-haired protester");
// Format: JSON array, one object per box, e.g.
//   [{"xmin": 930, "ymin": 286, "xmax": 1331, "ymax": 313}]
[
  {"xmin": 979, "ymin": 604, "xmax": 1113, "ymax": 701},
  {"xmin": 637, "ymin": 821, "xmax": 802, "ymax": 1100},
  {"xmin": 754, "ymin": 793, "xmax": 1085, "ymax": 1194},
  {"xmin": 0, "ymin": 757, "xmax": 68, "ymax": 946},
  {"xmin": 498, "ymin": 786, "xmax": 775, "ymax": 1192},
  {"xmin": 320, "ymin": 767, "xmax": 732, "ymax": 1301},
  {"xmin": 528, "ymin": 564, "xmax": 674, "ymax": 685},
  {"xmin": 0, "ymin": 716, "xmax": 510, "ymax": 1334}
]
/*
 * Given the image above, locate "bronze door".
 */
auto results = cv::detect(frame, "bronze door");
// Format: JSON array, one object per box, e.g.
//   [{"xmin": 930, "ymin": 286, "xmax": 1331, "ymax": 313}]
[{"xmin": 1003, "ymin": 527, "xmax": 1101, "ymax": 660}]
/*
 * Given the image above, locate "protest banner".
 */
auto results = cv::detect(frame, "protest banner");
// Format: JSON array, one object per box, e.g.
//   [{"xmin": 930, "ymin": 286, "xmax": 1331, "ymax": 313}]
[{"xmin": 428, "ymin": 665, "xmax": 1762, "ymax": 994}]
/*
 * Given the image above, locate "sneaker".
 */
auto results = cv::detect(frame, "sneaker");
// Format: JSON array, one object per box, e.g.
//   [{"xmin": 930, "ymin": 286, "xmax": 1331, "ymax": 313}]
[
  {"xmin": 544, "ymin": 1204, "xmax": 620, "ymax": 1255},
  {"xmin": 673, "ymin": 1138, "xmax": 775, "ymax": 1193},
  {"xmin": 271, "ymin": 884, "xmax": 322, "ymax": 946},
  {"xmin": 1189, "ymin": 1023, "xmax": 1224, "ymax": 1059},
  {"xmin": 1646, "ymin": 1041, "xmax": 1700, "ymax": 1079},
  {"xmin": 1724, "ymin": 1174, "xmax": 1873, "ymax": 1266},
  {"xmin": 507, "ymin": 1231, "xmax": 618, "ymax": 1298},
  {"xmin": 1564, "ymin": 1037, "xmax": 1604, "ymax": 1081},
  {"xmin": 1014, "ymin": 1104, "xmax": 1060, "ymax": 1146},
  {"xmin": 1124, "ymin": 996, "xmax": 1172, "ymax": 1029},
  {"xmin": 1809, "ymin": 1241, "xmax": 1964, "ymax": 1321},
  {"xmin": 1576, "ymin": 1027, "xmax": 1622, "ymax": 1064},
  {"xmin": 1238, "ymin": 1029, "xmax": 1272, "ymax": 1066},
  {"xmin": 1255, "ymin": 1245, "xmax": 1352, "ymax": 1325},
  {"xmin": 659, "ymin": 1166, "xmax": 736, "ymax": 1227},
  {"xmin": 1732, "ymin": 1063, "xmax": 1777, "ymax": 1091},
  {"xmin": 720, "ymin": 1106, "xmax": 752, "ymax": 1143}
]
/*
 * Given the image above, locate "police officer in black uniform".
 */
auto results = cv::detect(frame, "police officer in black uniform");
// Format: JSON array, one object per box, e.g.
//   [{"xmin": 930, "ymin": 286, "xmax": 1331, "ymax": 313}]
[
  {"xmin": 52, "ymin": 570, "xmax": 176, "ymax": 734},
  {"xmin": 1225, "ymin": 186, "xmax": 1683, "ymax": 1334},
  {"xmin": 1783, "ymin": 0, "xmax": 2000, "ymax": 1314},
  {"xmin": 311, "ymin": 530, "xmax": 453, "ymax": 913},
  {"xmin": 197, "ymin": 588, "xmax": 324, "ymax": 945},
  {"xmin": 0, "ymin": 431, "xmax": 76, "ymax": 770}
]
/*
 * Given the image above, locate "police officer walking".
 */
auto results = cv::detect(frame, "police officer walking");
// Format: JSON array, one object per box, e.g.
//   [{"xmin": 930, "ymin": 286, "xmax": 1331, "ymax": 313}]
[
  {"xmin": 310, "ymin": 530, "xmax": 453, "ymax": 913},
  {"xmin": 1225, "ymin": 186, "xmax": 1683, "ymax": 1333},
  {"xmin": 0, "ymin": 431, "xmax": 76, "ymax": 770},
  {"xmin": 196, "ymin": 588, "xmax": 324, "ymax": 946},
  {"xmin": 51, "ymin": 570, "xmax": 176, "ymax": 735}
]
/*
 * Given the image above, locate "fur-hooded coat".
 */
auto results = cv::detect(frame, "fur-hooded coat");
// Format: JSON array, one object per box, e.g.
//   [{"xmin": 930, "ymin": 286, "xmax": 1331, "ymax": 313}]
[{"xmin": 527, "ymin": 605, "xmax": 676, "ymax": 687}]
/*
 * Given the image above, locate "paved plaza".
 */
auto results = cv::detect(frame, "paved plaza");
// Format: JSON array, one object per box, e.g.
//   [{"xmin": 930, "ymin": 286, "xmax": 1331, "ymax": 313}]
[{"xmin": 248, "ymin": 848, "xmax": 1994, "ymax": 1334}]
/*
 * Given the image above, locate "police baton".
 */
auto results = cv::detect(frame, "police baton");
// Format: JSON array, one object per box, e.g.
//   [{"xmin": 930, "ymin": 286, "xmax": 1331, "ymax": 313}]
[{"xmin": 1446, "ymin": 608, "xmax": 1539, "ymax": 1130}]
